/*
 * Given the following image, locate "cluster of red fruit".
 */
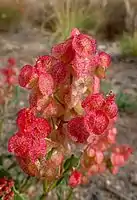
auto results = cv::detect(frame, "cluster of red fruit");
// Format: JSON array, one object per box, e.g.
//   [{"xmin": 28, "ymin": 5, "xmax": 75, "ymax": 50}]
[
  {"xmin": 0, "ymin": 58, "xmax": 17, "ymax": 104},
  {"xmin": 8, "ymin": 29, "xmax": 132, "ymax": 188},
  {"xmin": 0, "ymin": 177, "xmax": 14, "ymax": 200}
]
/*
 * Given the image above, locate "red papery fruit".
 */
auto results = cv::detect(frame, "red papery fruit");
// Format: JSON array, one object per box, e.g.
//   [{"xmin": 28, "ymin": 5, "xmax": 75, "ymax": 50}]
[
  {"xmin": 50, "ymin": 61, "xmax": 68, "ymax": 85},
  {"xmin": 71, "ymin": 28, "xmax": 80, "ymax": 37},
  {"xmin": 84, "ymin": 111, "xmax": 96, "ymax": 133},
  {"xmin": 8, "ymin": 132, "xmax": 47, "ymax": 162},
  {"xmin": 8, "ymin": 133, "xmax": 30, "ymax": 158},
  {"xmin": 35, "ymin": 55, "xmax": 57, "ymax": 74},
  {"xmin": 1, "ymin": 63, "xmax": 17, "ymax": 85},
  {"xmin": 82, "ymin": 93, "xmax": 105, "ymax": 112},
  {"xmin": 93, "ymin": 110, "xmax": 109, "ymax": 135},
  {"xmin": 0, "ymin": 177, "xmax": 14, "ymax": 200},
  {"xmin": 38, "ymin": 73, "xmax": 54, "ymax": 96},
  {"xmin": 18, "ymin": 65, "xmax": 37, "ymax": 88},
  {"xmin": 68, "ymin": 170, "xmax": 82, "ymax": 187},
  {"xmin": 72, "ymin": 55, "xmax": 94, "ymax": 78},
  {"xmin": 111, "ymin": 145, "xmax": 133, "ymax": 166},
  {"xmin": 8, "ymin": 57, "xmax": 16, "ymax": 66},
  {"xmin": 103, "ymin": 94, "xmax": 118, "ymax": 119},
  {"xmin": 51, "ymin": 39, "xmax": 75, "ymax": 64},
  {"xmin": 67, "ymin": 116, "xmax": 89, "ymax": 143},
  {"xmin": 16, "ymin": 108, "xmax": 36, "ymax": 133},
  {"xmin": 98, "ymin": 51, "xmax": 111, "ymax": 68},
  {"xmin": 72, "ymin": 33, "xmax": 96, "ymax": 58},
  {"xmin": 7, "ymin": 28, "xmax": 132, "ymax": 188}
]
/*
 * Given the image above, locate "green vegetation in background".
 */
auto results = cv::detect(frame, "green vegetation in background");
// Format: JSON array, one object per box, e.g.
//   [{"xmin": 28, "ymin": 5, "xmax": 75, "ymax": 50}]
[
  {"xmin": 43, "ymin": 0, "xmax": 100, "ymax": 42},
  {"xmin": 0, "ymin": 6, "xmax": 22, "ymax": 31},
  {"xmin": 101, "ymin": 82, "xmax": 137, "ymax": 113},
  {"xmin": 116, "ymin": 91, "xmax": 137, "ymax": 113},
  {"xmin": 120, "ymin": 33, "xmax": 137, "ymax": 57}
]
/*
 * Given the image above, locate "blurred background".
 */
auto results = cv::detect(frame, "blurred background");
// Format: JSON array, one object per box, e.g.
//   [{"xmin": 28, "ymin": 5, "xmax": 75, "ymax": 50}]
[{"xmin": 0, "ymin": 0, "xmax": 137, "ymax": 199}]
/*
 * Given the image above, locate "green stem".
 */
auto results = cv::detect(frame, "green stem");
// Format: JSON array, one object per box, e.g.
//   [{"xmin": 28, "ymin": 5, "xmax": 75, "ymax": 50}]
[
  {"xmin": 20, "ymin": 176, "xmax": 30, "ymax": 193},
  {"xmin": 66, "ymin": 188, "xmax": 73, "ymax": 200},
  {"xmin": 51, "ymin": 117, "xmax": 55, "ymax": 130},
  {"xmin": 54, "ymin": 95, "xmax": 65, "ymax": 108},
  {"xmin": 40, "ymin": 194, "xmax": 47, "ymax": 200},
  {"xmin": 7, "ymin": 162, "xmax": 17, "ymax": 170},
  {"xmin": 40, "ymin": 180, "xmax": 48, "ymax": 200}
]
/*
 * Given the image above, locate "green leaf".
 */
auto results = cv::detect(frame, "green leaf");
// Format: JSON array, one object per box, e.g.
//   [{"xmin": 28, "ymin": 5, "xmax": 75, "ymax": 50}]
[
  {"xmin": 0, "ymin": 166, "xmax": 11, "ymax": 178},
  {"xmin": 66, "ymin": 188, "xmax": 73, "ymax": 200},
  {"xmin": 56, "ymin": 176, "xmax": 65, "ymax": 187},
  {"xmin": 55, "ymin": 173, "xmax": 69, "ymax": 188},
  {"xmin": 116, "ymin": 92, "xmax": 137, "ymax": 112},
  {"xmin": 14, "ymin": 193, "xmax": 26, "ymax": 200},
  {"xmin": 13, "ymin": 187, "xmax": 28, "ymax": 200},
  {"xmin": 0, "ymin": 156, "xmax": 3, "ymax": 165},
  {"xmin": 0, "ymin": 119, "xmax": 4, "ymax": 135},
  {"xmin": 13, "ymin": 86, "xmax": 20, "ymax": 104},
  {"xmin": 63, "ymin": 155, "xmax": 79, "ymax": 172},
  {"xmin": 46, "ymin": 148, "xmax": 55, "ymax": 160}
]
